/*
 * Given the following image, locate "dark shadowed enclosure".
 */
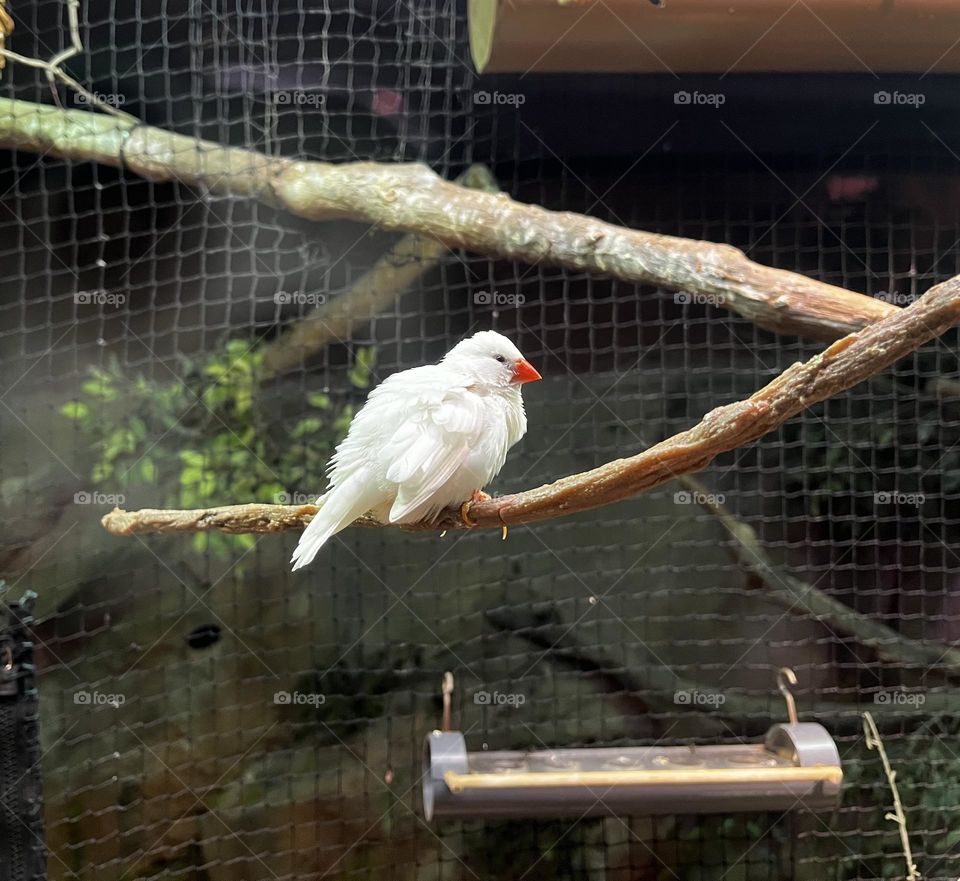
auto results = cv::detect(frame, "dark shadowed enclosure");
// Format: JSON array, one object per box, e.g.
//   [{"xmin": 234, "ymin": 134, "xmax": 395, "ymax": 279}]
[{"xmin": 2, "ymin": 1, "xmax": 960, "ymax": 879}]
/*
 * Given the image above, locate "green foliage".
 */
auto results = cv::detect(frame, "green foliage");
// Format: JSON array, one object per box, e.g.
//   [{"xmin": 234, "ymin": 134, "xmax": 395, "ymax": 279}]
[{"xmin": 61, "ymin": 340, "xmax": 376, "ymax": 559}]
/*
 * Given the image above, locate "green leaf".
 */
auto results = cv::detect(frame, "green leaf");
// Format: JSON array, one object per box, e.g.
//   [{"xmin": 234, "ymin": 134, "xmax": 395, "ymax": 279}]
[
  {"xmin": 128, "ymin": 417, "xmax": 148, "ymax": 442},
  {"xmin": 307, "ymin": 393, "xmax": 331, "ymax": 410},
  {"xmin": 203, "ymin": 363, "xmax": 228, "ymax": 379},
  {"xmin": 81, "ymin": 379, "xmax": 118, "ymax": 400},
  {"xmin": 180, "ymin": 450, "xmax": 205, "ymax": 468},
  {"xmin": 60, "ymin": 401, "xmax": 90, "ymax": 420},
  {"xmin": 138, "ymin": 458, "xmax": 156, "ymax": 482},
  {"xmin": 348, "ymin": 347, "xmax": 378, "ymax": 389},
  {"xmin": 292, "ymin": 417, "xmax": 324, "ymax": 439},
  {"xmin": 198, "ymin": 472, "xmax": 217, "ymax": 499}
]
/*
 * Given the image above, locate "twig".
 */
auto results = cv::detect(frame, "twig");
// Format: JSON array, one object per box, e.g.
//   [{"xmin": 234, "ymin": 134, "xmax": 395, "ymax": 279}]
[
  {"xmin": 677, "ymin": 474, "xmax": 960, "ymax": 679},
  {"xmin": 0, "ymin": 0, "xmax": 12, "ymax": 73},
  {"xmin": 0, "ymin": 97, "xmax": 897, "ymax": 340},
  {"xmin": 863, "ymin": 711, "xmax": 921, "ymax": 881},
  {"xmin": 101, "ymin": 272, "xmax": 960, "ymax": 537},
  {"xmin": 0, "ymin": 1, "xmax": 137, "ymax": 121},
  {"xmin": 0, "ymin": 52, "xmax": 137, "ymax": 122},
  {"xmin": 260, "ymin": 164, "xmax": 501, "ymax": 376}
]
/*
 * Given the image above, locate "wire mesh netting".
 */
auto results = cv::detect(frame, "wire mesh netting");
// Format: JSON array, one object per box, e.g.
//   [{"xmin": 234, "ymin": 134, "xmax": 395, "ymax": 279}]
[{"xmin": 2, "ymin": 1, "xmax": 960, "ymax": 879}]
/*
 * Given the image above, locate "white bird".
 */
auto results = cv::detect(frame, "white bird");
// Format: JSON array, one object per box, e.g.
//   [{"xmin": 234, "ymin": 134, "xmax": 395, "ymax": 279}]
[{"xmin": 290, "ymin": 330, "xmax": 541, "ymax": 570}]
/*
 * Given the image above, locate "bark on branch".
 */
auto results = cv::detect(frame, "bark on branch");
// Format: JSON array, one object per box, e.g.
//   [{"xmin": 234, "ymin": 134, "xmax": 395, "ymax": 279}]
[
  {"xmin": 0, "ymin": 97, "xmax": 896, "ymax": 341},
  {"xmin": 102, "ymin": 272, "xmax": 960, "ymax": 538}
]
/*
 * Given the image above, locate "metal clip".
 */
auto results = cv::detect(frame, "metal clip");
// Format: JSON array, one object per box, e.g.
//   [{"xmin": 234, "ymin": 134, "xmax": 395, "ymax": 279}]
[{"xmin": 777, "ymin": 667, "xmax": 799, "ymax": 725}]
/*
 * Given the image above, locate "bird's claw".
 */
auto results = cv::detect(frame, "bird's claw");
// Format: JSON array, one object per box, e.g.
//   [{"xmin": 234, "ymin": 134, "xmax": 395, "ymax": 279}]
[{"xmin": 461, "ymin": 490, "xmax": 490, "ymax": 527}]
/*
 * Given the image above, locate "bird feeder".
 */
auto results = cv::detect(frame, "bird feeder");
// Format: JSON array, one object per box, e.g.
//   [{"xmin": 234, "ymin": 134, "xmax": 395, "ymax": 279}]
[{"xmin": 422, "ymin": 669, "xmax": 842, "ymax": 820}]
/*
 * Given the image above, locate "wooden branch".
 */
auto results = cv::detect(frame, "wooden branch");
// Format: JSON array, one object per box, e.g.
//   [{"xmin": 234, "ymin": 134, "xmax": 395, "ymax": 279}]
[
  {"xmin": 488, "ymin": 605, "xmax": 960, "ymax": 734},
  {"xmin": 101, "ymin": 272, "xmax": 960, "ymax": 538},
  {"xmin": 678, "ymin": 475, "xmax": 960, "ymax": 679},
  {"xmin": 0, "ymin": 97, "xmax": 896, "ymax": 340},
  {"xmin": 260, "ymin": 164, "xmax": 501, "ymax": 376}
]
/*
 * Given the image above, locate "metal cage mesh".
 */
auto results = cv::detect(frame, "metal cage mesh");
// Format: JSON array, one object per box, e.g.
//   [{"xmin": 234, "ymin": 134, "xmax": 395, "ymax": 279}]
[{"xmin": 1, "ymin": 1, "xmax": 959, "ymax": 879}]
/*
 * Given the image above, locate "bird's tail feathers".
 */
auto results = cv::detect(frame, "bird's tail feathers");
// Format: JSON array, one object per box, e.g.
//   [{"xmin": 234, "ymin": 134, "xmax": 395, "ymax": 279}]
[{"xmin": 290, "ymin": 472, "xmax": 380, "ymax": 571}]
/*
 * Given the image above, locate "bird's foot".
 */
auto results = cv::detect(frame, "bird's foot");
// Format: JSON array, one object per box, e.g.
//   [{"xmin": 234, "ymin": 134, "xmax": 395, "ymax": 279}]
[{"xmin": 460, "ymin": 490, "xmax": 490, "ymax": 527}]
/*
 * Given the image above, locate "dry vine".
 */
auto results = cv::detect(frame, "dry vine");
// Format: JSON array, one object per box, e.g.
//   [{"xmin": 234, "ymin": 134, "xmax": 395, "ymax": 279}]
[
  {"xmin": 102, "ymin": 272, "xmax": 960, "ymax": 537},
  {"xmin": 862, "ymin": 712, "xmax": 921, "ymax": 881},
  {"xmin": 0, "ymin": 97, "xmax": 897, "ymax": 341}
]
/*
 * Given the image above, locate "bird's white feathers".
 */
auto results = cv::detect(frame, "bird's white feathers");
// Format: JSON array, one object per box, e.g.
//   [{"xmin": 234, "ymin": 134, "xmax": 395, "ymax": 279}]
[{"xmin": 290, "ymin": 331, "xmax": 534, "ymax": 570}]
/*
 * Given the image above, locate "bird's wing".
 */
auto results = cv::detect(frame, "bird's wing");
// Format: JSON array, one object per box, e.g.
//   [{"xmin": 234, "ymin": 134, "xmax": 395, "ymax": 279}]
[{"xmin": 369, "ymin": 369, "xmax": 486, "ymax": 523}]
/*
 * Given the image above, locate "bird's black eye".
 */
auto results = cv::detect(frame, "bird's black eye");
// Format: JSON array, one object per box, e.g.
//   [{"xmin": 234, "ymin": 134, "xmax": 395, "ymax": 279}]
[{"xmin": 495, "ymin": 354, "xmax": 506, "ymax": 363}]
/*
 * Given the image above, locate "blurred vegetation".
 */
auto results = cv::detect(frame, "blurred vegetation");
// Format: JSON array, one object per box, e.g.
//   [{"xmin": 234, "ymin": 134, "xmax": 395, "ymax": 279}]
[{"xmin": 59, "ymin": 338, "xmax": 377, "ymax": 558}]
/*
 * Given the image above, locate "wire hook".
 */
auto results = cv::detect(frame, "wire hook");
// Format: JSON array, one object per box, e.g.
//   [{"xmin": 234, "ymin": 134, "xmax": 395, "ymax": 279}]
[
  {"xmin": 441, "ymin": 671, "xmax": 454, "ymax": 732},
  {"xmin": 777, "ymin": 667, "xmax": 799, "ymax": 725}
]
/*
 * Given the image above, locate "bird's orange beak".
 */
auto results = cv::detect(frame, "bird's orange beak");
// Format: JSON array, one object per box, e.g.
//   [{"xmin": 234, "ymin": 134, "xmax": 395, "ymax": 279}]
[{"xmin": 512, "ymin": 358, "xmax": 542, "ymax": 384}]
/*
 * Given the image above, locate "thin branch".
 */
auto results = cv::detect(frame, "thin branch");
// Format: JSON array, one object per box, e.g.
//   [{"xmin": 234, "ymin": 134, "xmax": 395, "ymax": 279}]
[
  {"xmin": 490, "ymin": 606, "xmax": 960, "ymax": 735},
  {"xmin": 0, "ymin": 97, "xmax": 897, "ymax": 340},
  {"xmin": 260, "ymin": 164, "xmax": 501, "ymax": 376},
  {"xmin": 0, "ymin": 22, "xmax": 138, "ymax": 122},
  {"xmin": 101, "ymin": 272, "xmax": 960, "ymax": 537},
  {"xmin": 45, "ymin": 0, "xmax": 83, "ymax": 97},
  {"xmin": 863, "ymin": 711, "xmax": 921, "ymax": 881},
  {"xmin": 0, "ymin": 55, "xmax": 137, "ymax": 122},
  {"xmin": 678, "ymin": 474, "xmax": 960, "ymax": 679}
]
